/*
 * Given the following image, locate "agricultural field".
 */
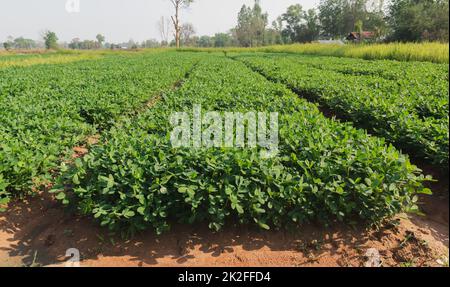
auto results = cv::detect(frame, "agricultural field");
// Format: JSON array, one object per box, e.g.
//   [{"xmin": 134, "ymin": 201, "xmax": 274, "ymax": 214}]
[
  {"xmin": 235, "ymin": 53, "xmax": 449, "ymax": 167},
  {"xmin": 181, "ymin": 42, "xmax": 450, "ymax": 64},
  {"xmin": 0, "ymin": 51, "xmax": 199, "ymax": 199},
  {"xmin": 0, "ymin": 52, "xmax": 103, "ymax": 68},
  {"xmin": 0, "ymin": 50, "xmax": 448, "ymax": 267}
]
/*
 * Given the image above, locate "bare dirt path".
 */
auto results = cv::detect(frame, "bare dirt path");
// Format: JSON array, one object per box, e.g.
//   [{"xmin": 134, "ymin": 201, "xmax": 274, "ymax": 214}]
[{"xmin": 0, "ymin": 191, "xmax": 447, "ymax": 267}]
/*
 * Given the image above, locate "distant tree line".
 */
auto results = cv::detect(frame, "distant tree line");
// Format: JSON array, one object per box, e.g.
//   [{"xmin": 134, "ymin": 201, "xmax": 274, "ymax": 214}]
[
  {"xmin": 68, "ymin": 34, "xmax": 105, "ymax": 49},
  {"xmin": 2, "ymin": 31, "xmax": 60, "ymax": 50},
  {"xmin": 226, "ymin": 0, "xmax": 448, "ymax": 46},
  {"xmin": 171, "ymin": 0, "xmax": 448, "ymax": 48},
  {"xmin": 387, "ymin": 0, "xmax": 449, "ymax": 42},
  {"xmin": 2, "ymin": 0, "xmax": 447, "ymax": 51},
  {"xmin": 2, "ymin": 36, "xmax": 38, "ymax": 50}
]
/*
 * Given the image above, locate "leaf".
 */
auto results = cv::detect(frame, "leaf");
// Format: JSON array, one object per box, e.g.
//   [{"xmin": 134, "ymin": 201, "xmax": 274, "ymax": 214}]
[
  {"xmin": 107, "ymin": 174, "xmax": 115, "ymax": 189},
  {"xmin": 235, "ymin": 204, "xmax": 244, "ymax": 214},
  {"xmin": 72, "ymin": 174, "xmax": 80, "ymax": 185},
  {"xmin": 123, "ymin": 210, "xmax": 135, "ymax": 218},
  {"xmin": 0, "ymin": 197, "xmax": 10, "ymax": 205},
  {"xmin": 258, "ymin": 222, "xmax": 270, "ymax": 230},
  {"xmin": 137, "ymin": 207, "xmax": 146, "ymax": 215},
  {"xmin": 178, "ymin": 186, "xmax": 188, "ymax": 194},
  {"xmin": 419, "ymin": 188, "xmax": 432, "ymax": 195}
]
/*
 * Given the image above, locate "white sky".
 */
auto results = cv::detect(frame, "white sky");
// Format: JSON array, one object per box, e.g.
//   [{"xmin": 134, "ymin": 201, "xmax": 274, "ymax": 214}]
[{"xmin": 0, "ymin": 0, "xmax": 318, "ymax": 43}]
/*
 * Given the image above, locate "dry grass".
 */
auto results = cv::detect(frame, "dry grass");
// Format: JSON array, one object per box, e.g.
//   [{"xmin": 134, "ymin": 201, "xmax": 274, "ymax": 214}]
[
  {"xmin": 179, "ymin": 42, "xmax": 449, "ymax": 63},
  {"xmin": 0, "ymin": 53, "xmax": 101, "ymax": 68},
  {"xmin": 0, "ymin": 48, "xmax": 171, "ymax": 68},
  {"xmin": 2, "ymin": 43, "xmax": 447, "ymax": 66}
]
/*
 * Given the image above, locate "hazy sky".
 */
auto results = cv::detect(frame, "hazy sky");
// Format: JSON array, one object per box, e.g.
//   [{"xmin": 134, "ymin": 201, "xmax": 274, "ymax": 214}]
[{"xmin": 0, "ymin": 0, "xmax": 318, "ymax": 43}]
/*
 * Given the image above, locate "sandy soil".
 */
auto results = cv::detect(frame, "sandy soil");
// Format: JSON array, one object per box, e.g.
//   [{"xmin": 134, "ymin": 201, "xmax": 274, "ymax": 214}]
[
  {"xmin": 0, "ymin": 145, "xmax": 448, "ymax": 267},
  {"xmin": 0, "ymin": 189, "xmax": 448, "ymax": 267}
]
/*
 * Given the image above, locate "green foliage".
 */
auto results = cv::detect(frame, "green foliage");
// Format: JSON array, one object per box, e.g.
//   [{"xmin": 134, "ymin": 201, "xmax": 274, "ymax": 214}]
[
  {"xmin": 52, "ymin": 55, "xmax": 429, "ymax": 235},
  {"xmin": 69, "ymin": 39, "xmax": 101, "ymax": 50},
  {"xmin": 3, "ymin": 42, "xmax": 12, "ymax": 51},
  {"xmin": 388, "ymin": 0, "xmax": 449, "ymax": 42},
  {"xmin": 96, "ymin": 34, "xmax": 105, "ymax": 46},
  {"xmin": 236, "ymin": 53, "xmax": 449, "ymax": 167},
  {"xmin": 214, "ymin": 33, "xmax": 234, "ymax": 48},
  {"xmin": 43, "ymin": 31, "xmax": 59, "ymax": 50},
  {"xmin": 235, "ymin": 1, "xmax": 269, "ymax": 47},
  {"xmin": 318, "ymin": 0, "xmax": 387, "ymax": 39},
  {"xmin": 1, "ymin": 37, "xmax": 36, "ymax": 50},
  {"xmin": 0, "ymin": 52, "xmax": 199, "ymax": 198},
  {"xmin": 0, "ymin": 51, "xmax": 442, "ymax": 235},
  {"xmin": 281, "ymin": 5, "xmax": 320, "ymax": 43}
]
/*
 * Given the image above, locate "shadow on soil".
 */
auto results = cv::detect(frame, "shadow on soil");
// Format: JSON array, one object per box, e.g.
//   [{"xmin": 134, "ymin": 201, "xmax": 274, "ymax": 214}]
[
  {"xmin": 0, "ymin": 194, "xmax": 361, "ymax": 266},
  {"xmin": 0, "ymin": 189, "xmax": 448, "ymax": 267}
]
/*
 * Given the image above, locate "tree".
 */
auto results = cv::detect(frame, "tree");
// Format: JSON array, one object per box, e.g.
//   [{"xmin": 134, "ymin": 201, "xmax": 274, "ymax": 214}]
[
  {"xmin": 281, "ymin": 4, "xmax": 304, "ymax": 42},
  {"xmin": 281, "ymin": 5, "xmax": 320, "ymax": 43},
  {"xmin": 3, "ymin": 36, "xmax": 15, "ymax": 50},
  {"xmin": 142, "ymin": 39, "xmax": 160, "ymax": 48},
  {"xmin": 157, "ymin": 16, "xmax": 171, "ymax": 46},
  {"xmin": 168, "ymin": 0, "xmax": 194, "ymax": 48},
  {"xmin": 235, "ymin": 0, "xmax": 268, "ymax": 47},
  {"xmin": 366, "ymin": 0, "xmax": 388, "ymax": 40},
  {"xmin": 264, "ymin": 27, "xmax": 282, "ymax": 45},
  {"xmin": 355, "ymin": 19, "xmax": 364, "ymax": 41},
  {"xmin": 4, "ymin": 37, "xmax": 37, "ymax": 49},
  {"xmin": 318, "ymin": 0, "xmax": 388, "ymax": 40},
  {"xmin": 300, "ymin": 9, "xmax": 321, "ymax": 42},
  {"xmin": 43, "ymin": 31, "xmax": 58, "ymax": 50},
  {"xmin": 69, "ymin": 38, "xmax": 81, "ymax": 49},
  {"xmin": 214, "ymin": 33, "xmax": 232, "ymax": 47},
  {"xmin": 319, "ymin": 0, "xmax": 346, "ymax": 38},
  {"xmin": 96, "ymin": 34, "xmax": 105, "ymax": 48},
  {"xmin": 250, "ymin": 1, "xmax": 269, "ymax": 46},
  {"xmin": 271, "ymin": 17, "xmax": 286, "ymax": 44},
  {"xmin": 180, "ymin": 23, "xmax": 196, "ymax": 46},
  {"xmin": 3, "ymin": 42, "xmax": 12, "ymax": 51},
  {"xmin": 236, "ymin": 5, "xmax": 253, "ymax": 47},
  {"xmin": 69, "ymin": 37, "xmax": 104, "ymax": 50},
  {"xmin": 196, "ymin": 35, "xmax": 213, "ymax": 47},
  {"xmin": 388, "ymin": 0, "xmax": 449, "ymax": 42},
  {"xmin": 127, "ymin": 39, "xmax": 138, "ymax": 49}
]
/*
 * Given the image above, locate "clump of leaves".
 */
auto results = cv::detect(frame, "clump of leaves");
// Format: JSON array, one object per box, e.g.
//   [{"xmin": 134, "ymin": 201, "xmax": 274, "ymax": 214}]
[
  {"xmin": 0, "ymin": 52, "xmax": 200, "ymax": 197},
  {"xmin": 237, "ymin": 53, "xmax": 449, "ymax": 168},
  {"xmin": 52, "ymin": 56, "xmax": 431, "ymax": 235}
]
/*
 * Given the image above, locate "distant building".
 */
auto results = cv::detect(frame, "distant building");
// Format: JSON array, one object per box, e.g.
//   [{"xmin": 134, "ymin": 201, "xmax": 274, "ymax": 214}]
[
  {"xmin": 317, "ymin": 39, "xmax": 345, "ymax": 45},
  {"xmin": 346, "ymin": 31, "xmax": 376, "ymax": 42}
]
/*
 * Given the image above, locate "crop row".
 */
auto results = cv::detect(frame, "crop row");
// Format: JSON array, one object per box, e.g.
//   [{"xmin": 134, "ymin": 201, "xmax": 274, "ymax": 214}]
[
  {"xmin": 236, "ymin": 54, "xmax": 449, "ymax": 167},
  {"xmin": 0, "ymin": 52, "xmax": 199, "ymax": 197},
  {"xmin": 261, "ymin": 53, "xmax": 449, "ymax": 83},
  {"xmin": 255, "ymin": 53, "xmax": 449, "ymax": 120},
  {"xmin": 52, "ymin": 54, "xmax": 429, "ymax": 236}
]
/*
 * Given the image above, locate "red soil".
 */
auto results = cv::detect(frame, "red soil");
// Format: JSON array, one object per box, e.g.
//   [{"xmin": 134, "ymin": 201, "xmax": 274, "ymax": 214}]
[{"xmin": 0, "ymin": 191, "xmax": 447, "ymax": 267}]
